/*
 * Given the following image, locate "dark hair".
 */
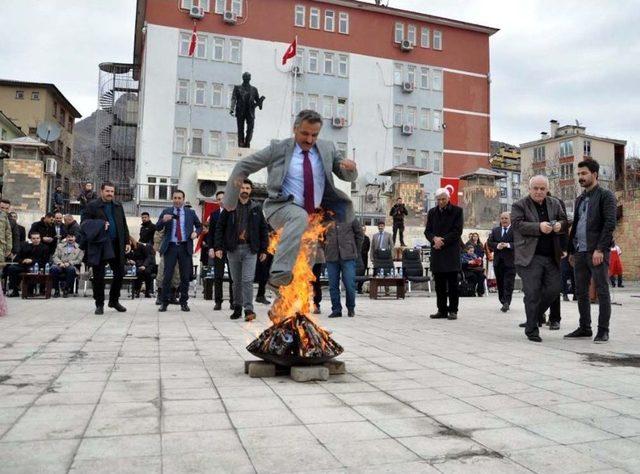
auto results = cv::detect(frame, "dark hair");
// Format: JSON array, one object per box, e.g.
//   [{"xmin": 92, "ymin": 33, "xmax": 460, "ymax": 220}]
[
  {"xmin": 215, "ymin": 191, "xmax": 225, "ymax": 197},
  {"xmin": 577, "ymin": 159, "xmax": 600, "ymax": 175},
  {"xmin": 141, "ymin": 211, "xmax": 150, "ymax": 217},
  {"xmin": 242, "ymin": 178, "xmax": 253, "ymax": 188},
  {"xmin": 172, "ymin": 189, "xmax": 186, "ymax": 198},
  {"xmin": 294, "ymin": 109, "xmax": 323, "ymax": 128},
  {"xmin": 44, "ymin": 212, "xmax": 55, "ymax": 218},
  {"xmin": 0, "ymin": 199, "xmax": 10, "ymax": 205},
  {"xmin": 101, "ymin": 181, "xmax": 115, "ymax": 190},
  {"xmin": 396, "ymin": 197, "xmax": 402, "ymax": 201},
  {"xmin": 377, "ymin": 221, "xmax": 385, "ymax": 226},
  {"xmin": 29, "ymin": 231, "xmax": 41, "ymax": 238}
]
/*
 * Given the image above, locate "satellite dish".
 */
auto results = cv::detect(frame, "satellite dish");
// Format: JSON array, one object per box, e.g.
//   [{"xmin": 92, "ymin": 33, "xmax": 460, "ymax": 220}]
[{"xmin": 36, "ymin": 121, "xmax": 62, "ymax": 142}]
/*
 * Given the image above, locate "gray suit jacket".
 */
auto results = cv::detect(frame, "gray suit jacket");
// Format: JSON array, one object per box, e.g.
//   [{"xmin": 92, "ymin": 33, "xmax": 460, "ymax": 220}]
[
  {"xmin": 223, "ymin": 138, "xmax": 357, "ymax": 222},
  {"xmin": 511, "ymin": 196, "xmax": 568, "ymax": 267},
  {"xmin": 370, "ymin": 231, "xmax": 393, "ymax": 263}
]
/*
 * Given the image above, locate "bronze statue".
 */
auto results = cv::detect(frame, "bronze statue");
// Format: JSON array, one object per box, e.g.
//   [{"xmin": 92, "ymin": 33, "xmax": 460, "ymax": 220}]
[{"xmin": 230, "ymin": 72, "xmax": 265, "ymax": 148}]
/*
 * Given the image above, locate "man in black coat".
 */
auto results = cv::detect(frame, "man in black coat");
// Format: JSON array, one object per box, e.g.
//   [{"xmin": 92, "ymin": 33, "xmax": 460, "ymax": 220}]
[
  {"xmin": 82, "ymin": 182, "xmax": 130, "ymax": 315},
  {"xmin": 63, "ymin": 214, "xmax": 81, "ymax": 239},
  {"xmin": 29, "ymin": 213, "xmax": 57, "ymax": 255},
  {"xmin": 424, "ymin": 188, "xmax": 463, "ymax": 320},
  {"xmin": 77, "ymin": 183, "xmax": 98, "ymax": 217},
  {"xmin": 6, "ymin": 232, "xmax": 51, "ymax": 296},
  {"xmin": 565, "ymin": 159, "xmax": 617, "ymax": 343},
  {"xmin": 206, "ymin": 191, "xmax": 234, "ymax": 310},
  {"xmin": 357, "ymin": 225, "xmax": 370, "ymax": 294},
  {"xmin": 127, "ymin": 240, "xmax": 156, "ymax": 298},
  {"xmin": 487, "ymin": 212, "xmax": 516, "ymax": 312},
  {"xmin": 138, "ymin": 212, "xmax": 156, "ymax": 244},
  {"xmin": 389, "ymin": 197, "xmax": 409, "ymax": 247}
]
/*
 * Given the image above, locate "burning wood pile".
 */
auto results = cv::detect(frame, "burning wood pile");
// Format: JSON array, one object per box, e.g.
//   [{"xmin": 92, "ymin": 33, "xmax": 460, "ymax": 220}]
[{"xmin": 246, "ymin": 213, "xmax": 344, "ymax": 366}]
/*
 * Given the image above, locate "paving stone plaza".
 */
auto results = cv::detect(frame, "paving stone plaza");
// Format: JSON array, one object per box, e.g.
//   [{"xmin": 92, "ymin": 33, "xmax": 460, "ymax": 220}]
[{"xmin": 1, "ymin": 287, "xmax": 640, "ymax": 473}]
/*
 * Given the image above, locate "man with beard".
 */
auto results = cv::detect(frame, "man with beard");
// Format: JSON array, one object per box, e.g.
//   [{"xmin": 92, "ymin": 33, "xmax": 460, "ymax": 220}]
[
  {"xmin": 207, "ymin": 191, "xmax": 234, "ymax": 310},
  {"xmin": 565, "ymin": 159, "xmax": 616, "ymax": 343},
  {"xmin": 29, "ymin": 213, "xmax": 57, "ymax": 255},
  {"xmin": 138, "ymin": 212, "xmax": 156, "ymax": 244}
]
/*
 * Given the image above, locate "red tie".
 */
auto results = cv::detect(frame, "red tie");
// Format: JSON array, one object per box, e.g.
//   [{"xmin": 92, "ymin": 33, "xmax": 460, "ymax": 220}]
[
  {"xmin": 175, "ymin": 209, "xmax": 183, "ymax": 241},
  {"xmin": 302, "ymin": 150, "xmax": 315, "ymax": 214}
]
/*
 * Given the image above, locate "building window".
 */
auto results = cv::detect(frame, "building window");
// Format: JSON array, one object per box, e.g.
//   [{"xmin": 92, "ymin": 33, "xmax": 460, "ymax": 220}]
[
  {"xmin": 295, "ymin": 47, "xmax": 305, "ymax": 71},
  {"xmin": 324, "ymin": 10, "xmax": 335, "ymax": 31},
  {"xmin": 194, "ymin": 81, "xmax": 206, "ymax": 106},
  {"xmin": 393, "ymin": 105, "xmax": 403, "ymax": 127},
  {"xmin": 500, "ymin": 186, "xmax": 507, "ymax": 198},
  {"xmin": 31, "ymin": 91, "xmax": 40, "ymax": 100},
  {"xmin": 433, "ymin": 152, "xmax": 442, "ymax": 172},
  {"xmin": 560, "ymin": 163, "xmax": 574, "ymax": 180},
  {"xmin": 407, "ymin": 24, "xmax": 417, "ymax": 45},
  {"xmin": 177, "ymin": 80, "xmax": 189, "ymax": 104},
  {"xmin": 406, "ymin": 106, "xmax": 417, "ymax": 127},
  {"xmin": 406, "ymin": 149, "xmax": 416, "ymax": 166},
  {"xmin": 338, "ymin": 12, "xmax": 349, "ymax": 34},
  {"xmin": 583, "ymin": 140, "xmax": 592, "ymax": 157},
  {"xmin": 28, "ymin": 127, "xmax": 37, "ymax": 136},
  {"xmin": 208, "ymin": 131, "xmax": 220, "ymax": 155},
  {"xmin": 68, "ymin": 117, "xmax": 74, "ymax": 132},
  {"xmin": 227, "ymin": 132, "xmax": 238, "ymax": 150},
  {"xmin": 192, "ymin": 129, "xmax": 203, "ymax": 154},
  {"xmin": 65, "ymin": 147, "xmax": 71, "ymax": 163},
  {"xmin": 420, "ymin": 150, "xmax": 430, "ymax": 169},
  {"xmin": 419, "ymin": 108, "xmax": 429, "ymax": 130},
  {"xmin": 229, "ymin": 39, "xmax": 241, "ymax": 63},
  {"xmin": 432, "ymin": 69, "xmax": 442, "ymax": 91},
  {"xmin": 559, "ymin": 140, "xmax": 574, "ymax": 158},
  {"xmin": 174, "ymin": 128, "xmax": 187, "ymax": 153},
  {"xmin": 433, "ymin": 110, "xmax": 442, "ymax": 131},
  {"xmin": 322, "ymin": 95, "xmax": 333, "ymax": 118},
  {"xmin": 15, "ymin": 90, "xmax": 24, "ymax": 100},
  {"xmin": 294, "ymin": 93, "xmax": 304, "ymax": 115},
  {"xmin": 421, "ymin": 27, "xmax": 430, "ymax": 48},
  {"xmin": 420, "ymin": 67, "xmax": 429, "ymax": 89},
  {"xmin": 336, "ymin": 142, "xmax": 348, "ymax": 159},
  {"xmin": 308, "ymin": 50, "xmax": 319, "ymax": 73},
  {"xmin": 227, "ymin": 85, "xmax": 234, "ymax": 109},
  {"xmin": 500, "ymin": 203, "xmax": 508, "ymax": 213},
  {"xmin": 195, "ymin": 35, "xmax": 207, "ymax": 58},
  {"xmin": 394, "ymin": 22, "xmax": 404, "ymax": 43},
  {"xmin": 393, "ymin": 147, "xmax": 403, "ymax": 165},
  {"xmin": 60, "ymin": 109, "xmax": 66, "ymax": 125},
  {"xmin": 407, "ymin": 65, "xmax": 416, "ymax": 86},
  {"xmin": 213, "ymin": 37, "xmax": 224, "ymax": 61},
  {"xmin": 53, "ymin": 102, "xmax": 57, "ymax": 117},
  {"xmin": 323, "ymin": 52, "xmax": 334, "ymax": 75},
  {"xmin": 231, "ymin": 0, "xmax": 242, "ymax": 16},
  {"xmin": 199, "ymin": 0, "xmax": 210, "ymax": 12},
  {"xmin": 212, "ymin": 83, "xmax": 224, "ymax": 107},
  {"xmin": 512, "ymin": 173, "xmax": 521, "ymax": 185},
  {"xmin": 393, "ymin": 63, "xmax": 403, "ymax": 85},
  {"xmin": 214, "ymin": 0, "xmax": 224, "ymax": 13},
  {"xmin": 307, "ymin": 94, "xmax": 319, "ymax": 111},
  {"xmin": 338, "ymin": 54, "xmax": 348, "ymax": 77},
  {"xmin": 533, "ymin": 146, "xmax": 546, "ymax": 162},
  {"xmin": 512, "ymin": 188, "xmax": 521, "ymax": 199},
  {"xmin": 179, "ymin": 33, "xmax": 191, "ymax": 56},
  {"xmin": 336, "ymin": 98, "xmax": 347, "ymax": 119},
  {"xmin": 433, "ymin": 30, "xmax": 443, "ymax": 50},
  {"xmin": 309, "ymin": 8, "xmax": 320, "ymax": 29},
  {"xmin": 294, "ymin": 5, "xmax": 305, "ymax": 26}
]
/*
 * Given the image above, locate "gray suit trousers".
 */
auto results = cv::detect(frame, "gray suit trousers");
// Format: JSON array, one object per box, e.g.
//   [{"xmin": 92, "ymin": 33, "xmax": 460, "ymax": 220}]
[
  {"xmin": 516, "ymin": 255, "xmax": 561, "ymax": 337},
  {"xmin": 267, "ymin": 203, "xmax": 310, "ymax": 278}
]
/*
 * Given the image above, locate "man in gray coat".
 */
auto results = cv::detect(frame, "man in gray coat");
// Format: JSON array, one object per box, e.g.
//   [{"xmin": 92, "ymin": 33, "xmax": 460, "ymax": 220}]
[
  {"xmin": 223, "ymin": 110, "xmax": 358, "ymax": 293},
  {"xmin": 512, "ymin": 175, "xmax": 568, "ymax": 343}
]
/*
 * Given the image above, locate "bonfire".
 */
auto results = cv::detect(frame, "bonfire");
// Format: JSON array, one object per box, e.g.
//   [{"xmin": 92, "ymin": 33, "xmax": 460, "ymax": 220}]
[{"xmin": 246, "ymin": 213, "xmax": 344, "ymax": 366}]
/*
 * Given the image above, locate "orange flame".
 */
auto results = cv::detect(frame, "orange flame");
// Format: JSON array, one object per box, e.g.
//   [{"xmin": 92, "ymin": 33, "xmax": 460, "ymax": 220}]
[{"xmin": 268, "ymin": 213, "xmax": 332, "ymax": 324}]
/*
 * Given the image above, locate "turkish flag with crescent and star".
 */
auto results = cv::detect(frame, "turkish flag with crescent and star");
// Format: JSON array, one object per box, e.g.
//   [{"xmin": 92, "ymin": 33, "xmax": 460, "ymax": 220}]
[
  {"xmin": 440, "ymin": 177, "xmax": 460, "ymax": 205},
  {"xmin": 282, "ymin": 38, "xmax": 297, "ymax": 65}
]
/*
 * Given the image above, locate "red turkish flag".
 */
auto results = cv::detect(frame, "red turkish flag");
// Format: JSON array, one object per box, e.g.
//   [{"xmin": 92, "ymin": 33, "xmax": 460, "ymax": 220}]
[
  {"xmin": 188, "ymin": 23, "xmax": 197, "ymax": 56},
  {"xmin": 281, "ymin": 38, "xmax": 297, "ymax": 65},
  {"xmin": 440, "ymin": 177, "xmax": 460, "ymax": 205}
]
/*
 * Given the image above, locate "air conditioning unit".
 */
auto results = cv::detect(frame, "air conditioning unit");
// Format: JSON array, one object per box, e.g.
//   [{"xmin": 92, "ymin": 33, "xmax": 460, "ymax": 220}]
[
  {"xmin": 45, "ymin": 157, "xmax": 57, "ymax": 174},
  {"xmin": 291, "ymin": 66, "xmax": 303, "ymax": 77},
  {"xmin": 223, "ymin": 10, "xmax": 237, "ymax": 24},
  {"xmin": 332, "ymin": 117, "xmax": 346, "ymax": 128},
  {"xmin": 400, "ymin": 40, "xmax": 413, "ymax": 52},
  {"xmin": 189, "ymin": 5, "xmax": 205, "ymax": 19},
  {"xmin": 401, "ymin": 124, "xmax": 414, "ymax": 135},
  {"xmin": 402, "ymin": 81, "xmax": 414, "ymax": 93}
]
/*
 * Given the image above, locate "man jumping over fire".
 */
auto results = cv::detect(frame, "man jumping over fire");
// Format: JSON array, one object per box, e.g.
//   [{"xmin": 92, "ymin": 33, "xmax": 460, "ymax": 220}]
[{"xmin": 223, "ymin": 109, "xmax": 358, "ymax": 313}]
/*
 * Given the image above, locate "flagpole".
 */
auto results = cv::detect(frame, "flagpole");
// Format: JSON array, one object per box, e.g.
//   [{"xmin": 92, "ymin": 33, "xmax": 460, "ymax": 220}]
[
  {"xmin": 188, "ymin": 20, "xmax": 196, "ymax": 156},
  {"xmin": 291, "ymin": 35, "xmax": 298, "ymax": 128}
]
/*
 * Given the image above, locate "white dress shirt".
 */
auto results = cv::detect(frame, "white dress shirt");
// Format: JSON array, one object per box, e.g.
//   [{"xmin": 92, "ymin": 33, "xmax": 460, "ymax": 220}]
[{"xmin": 281, "ymin": 144, "xmax": 325, "ymax": 209}]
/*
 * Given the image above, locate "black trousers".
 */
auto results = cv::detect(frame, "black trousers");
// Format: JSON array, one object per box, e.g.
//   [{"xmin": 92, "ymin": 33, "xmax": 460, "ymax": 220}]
[
  {"xmin": 545, "ymin": 295, "xmax": 561, "ymax": 324},
  {"xmin": 162, "ymin": 243, "xmax": 192, "ymax": 304},
  {"xmin": 464, "ymin": 270, "xmax": 486, "ymax": 296},
  {"xmin": 213, "ymin": 255, "xmax": 233, "ymax": 304},
  {"xmin": 312, "ymin": 263, "xmax": 324, "ymax": 306},
  {"xmin": 236, "ymin": 114, "xmax": 255, "ymax": 148},
  {"xmin": 51, "ymin": 265, "xmax": 77, "ymax": 292},
  {"xmin": 516, "ymin": 255, "xmax": 561, "ymax": 337},
  {"xmin": 7, "ymin": 264, "xmax": 29, "ymax": 291},
  {"xmin": 92, "ymin": 257, "xmax": 125, "ymax": 307},
  {"xmin": 574, "ymin": 251, "xmax": 611, "ymax": 330},
  {"xmin": 134, "ymin": 268, "xmax": 154, "ymax": 295},
  {"xmin": 392, "ymin": 223, "xmax": 405, "ymax": 246},
  {"xmin": 434, "ymin": 271, "xmax": 459, "ymax": 314},
  {"xmin": 494, "ymin": 263, "xmax": 516, "ymax": 305}
]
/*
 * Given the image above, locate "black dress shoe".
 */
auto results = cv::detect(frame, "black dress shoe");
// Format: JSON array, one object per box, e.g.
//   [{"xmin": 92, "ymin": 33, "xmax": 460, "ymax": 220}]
[
  {"xmin": 562, "ymin": 295, "xmax": 570, "ymax": 302},
  {"xmin": 213, "ymin": 303, "xmax": 222, "ymax": 311},
  {"xmin": 500, "ymin": 304, "xmax": 509, "ymax": 312},
  {"xmin": 181, "ymin": 304, "xmax": 190, "ymax": 312},
  {"xmin": 328, "ymin": 311, "xmax": 342, "ymax": 318},
  {"xmin": 95, "ymin": 306, "xmax": 104, "ymax": 315},
  {"xmin": 549, "ymin": 321, "xmax": 560, "ymax": 330},
  {"xmin": 53, "ymin": 291, "xmax": 60, "ymax": 298},
  {"xmin": 519, "ymin": 322, "xmax": 527, "ymax": 328},
  {"xmin": 108, "ymin": 302, "xmax": 127, "ymax": 312},
  {"xmin": 564, "ymin": 327, "xmax": 593, "ymax": 338},
  {"xmin": 229, "ymin": 306, "xmax": 242, "ymax": 320},
  {"xmin": 255, "ymin": 296, "xmax": 271, "ymax": 305},
  {"xmin": 155, "ymin": 296, "xmax": 162, "ymax": 305},
  {"xmin": 244, "ymin": 310, "xmax": 256, "ymax": 321},
  {"xmin": 347, "ymin": 309, "xmax": 355, "ymax": 317},
  {"xmin": 594, "ymin": 329, "xmax": 609, "ymax": 344},
  {"xmin": 447, "ymin": 312, "xmax": 458, "ymax": 320},
  {"xmin": 159, "ymin": 303, "xmax": 168, "ymax": 312},
  {"xmin": 430, "ymin": 312, "xmax": 448, "ymax": 319},
  {"xmin": 528, "ymin": 335, "xmax": 542, "ymax": 342},
  {"xmin": 8, "ymin": 290, "xmax": 19, "ymax": 298}
]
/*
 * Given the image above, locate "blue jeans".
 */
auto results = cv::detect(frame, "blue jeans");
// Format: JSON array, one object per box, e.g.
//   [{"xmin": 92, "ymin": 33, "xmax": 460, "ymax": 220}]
[{"xmin": 326, "ymin": 259, "xmax": 356, "ymax": 313}]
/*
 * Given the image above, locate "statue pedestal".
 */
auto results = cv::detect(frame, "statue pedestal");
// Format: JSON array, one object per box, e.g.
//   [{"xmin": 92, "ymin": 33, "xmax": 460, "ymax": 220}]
[{"xmin": 226, "ymin": 147, "xmax": 268, "ymax": 185}]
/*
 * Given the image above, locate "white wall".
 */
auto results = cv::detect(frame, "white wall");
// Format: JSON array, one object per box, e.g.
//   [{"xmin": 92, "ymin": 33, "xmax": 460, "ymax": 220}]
[{"xmin": 137, "ymin": 24, "xmax": 179, "ymax": 179}]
